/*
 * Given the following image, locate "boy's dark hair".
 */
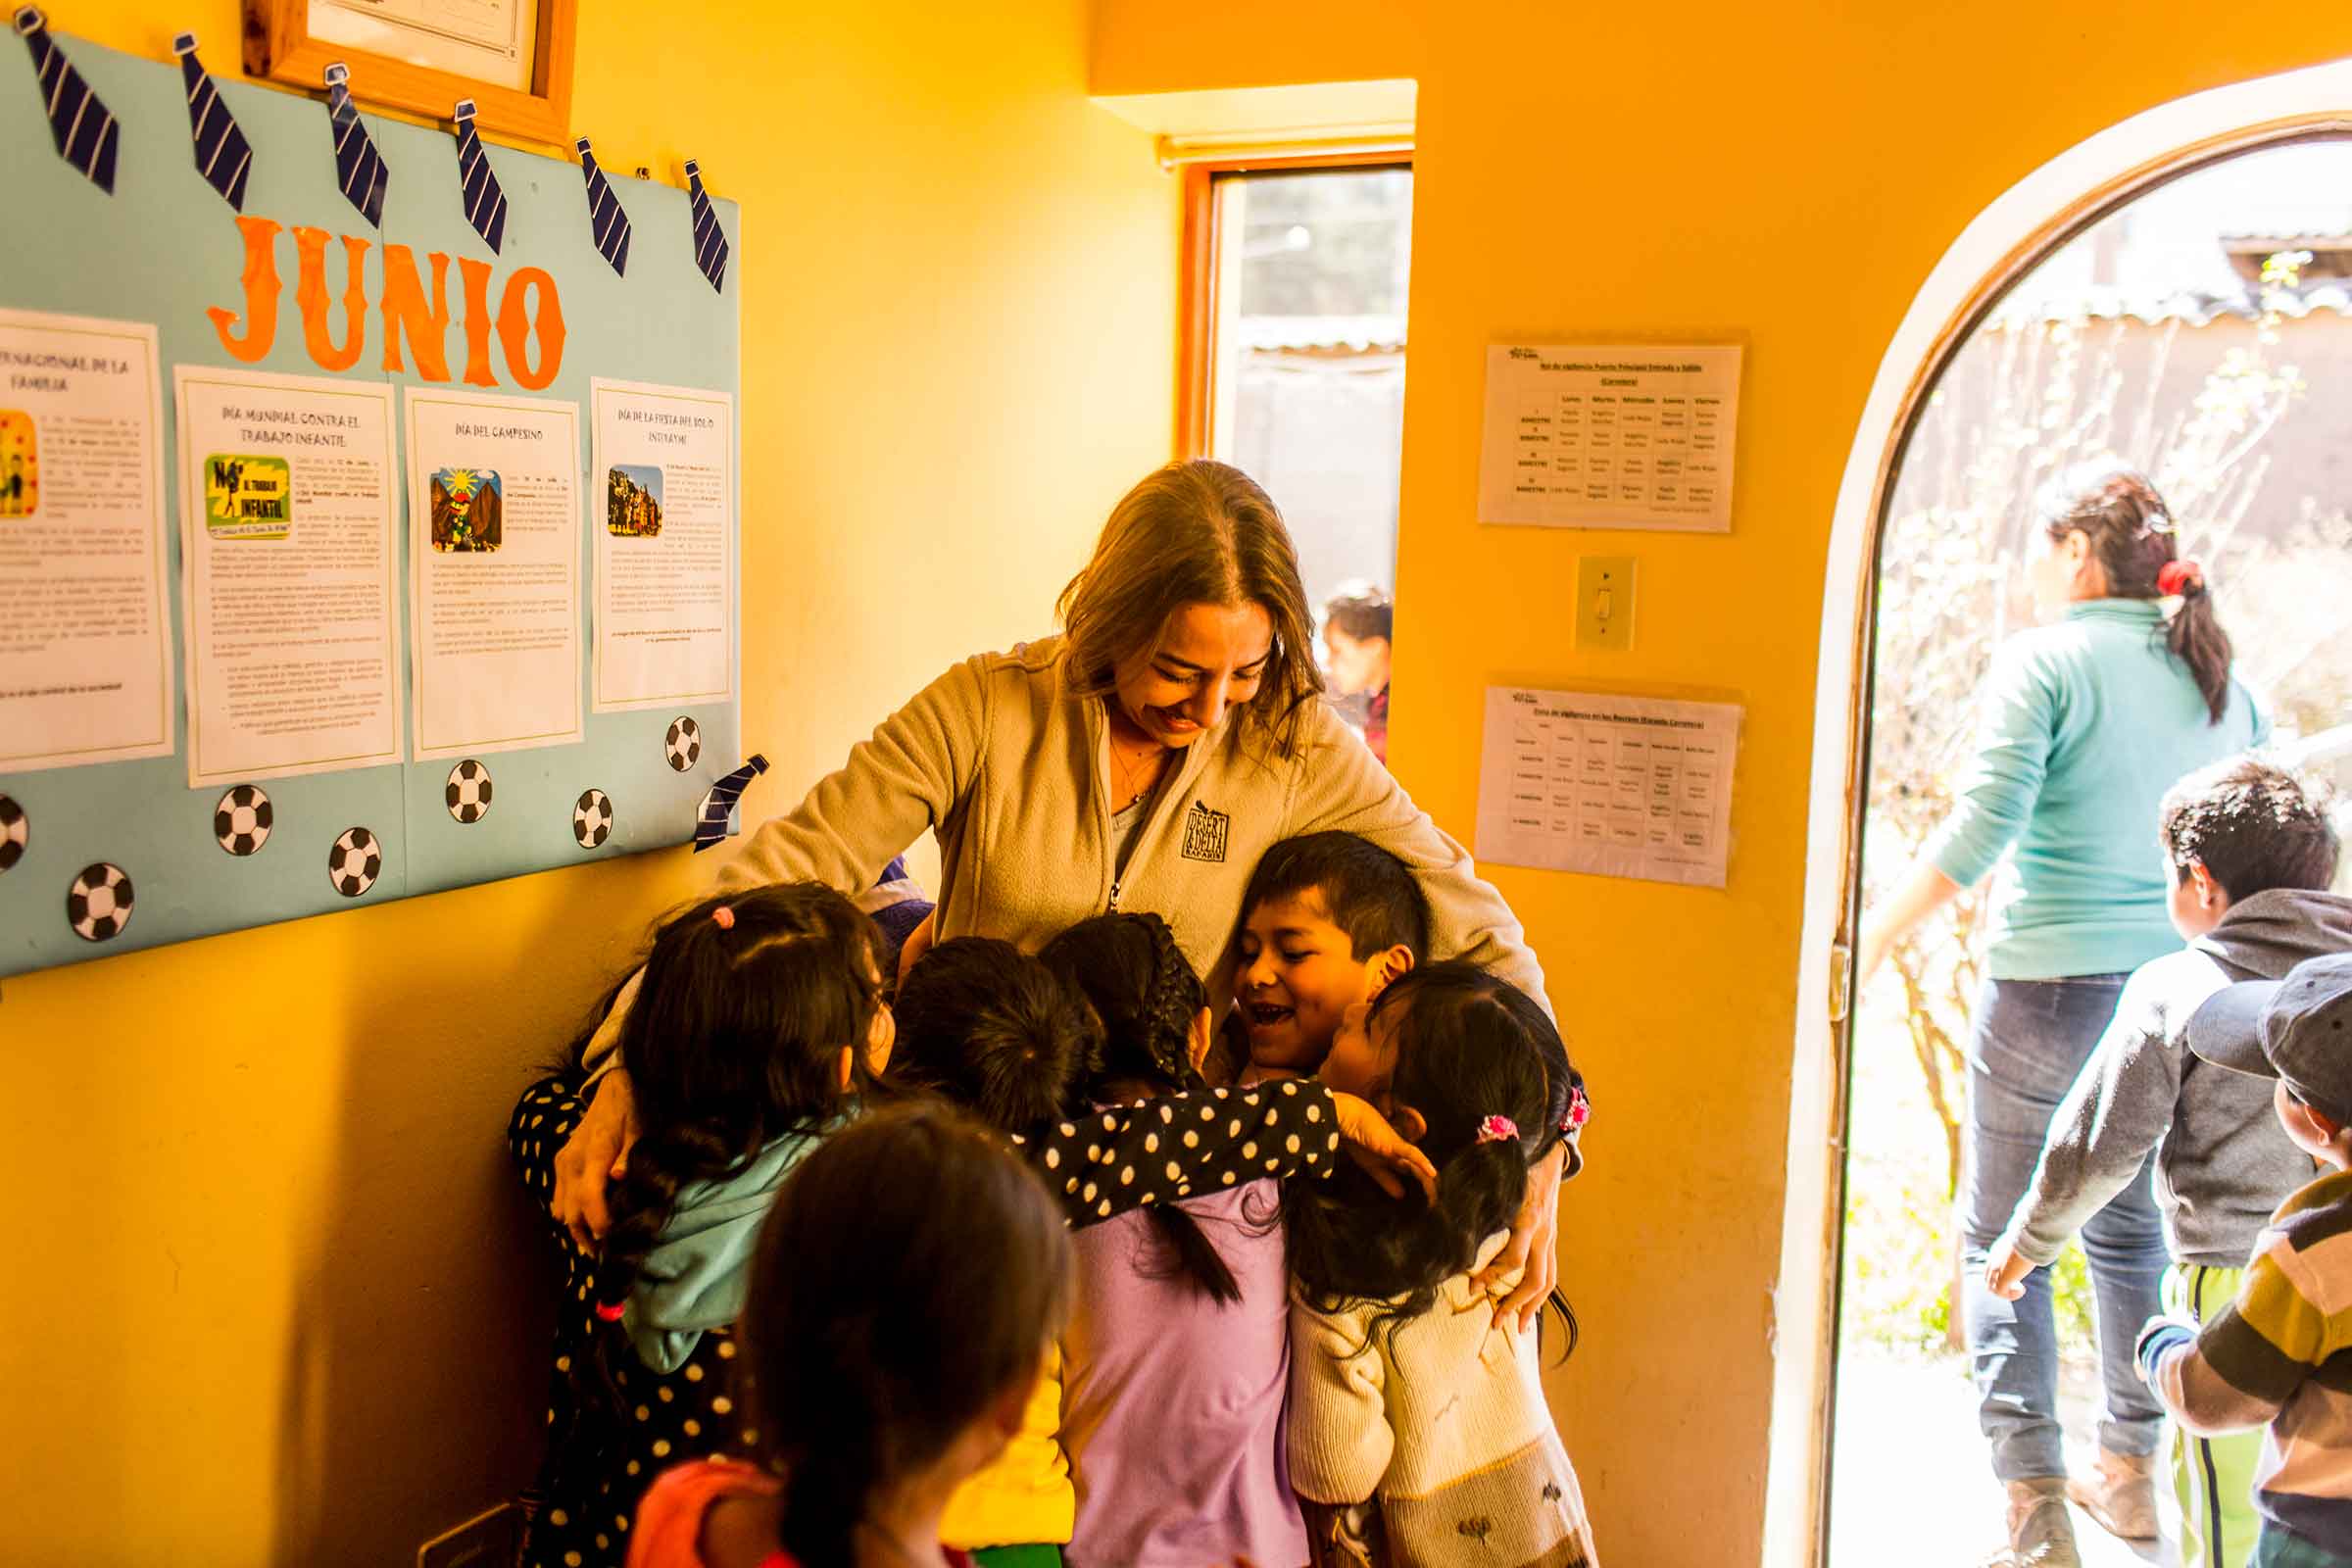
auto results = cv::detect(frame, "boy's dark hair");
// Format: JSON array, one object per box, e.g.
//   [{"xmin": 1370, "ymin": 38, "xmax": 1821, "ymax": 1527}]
[
  {"xmin": 580, "ymin": 883, "xmax": 888, "ymax": 1400},
  {"xmin": 1042, "ymin": 913, "xmax": 1261, "ymax": 1305},
  {"xmin": 1324, "ymin": 583, "xmax": 1394, "ymax": 644},
  {"xmin": 1241, "ymin": 831, "xmax": 1431, "ymax": 961},
  {"xmin": 892, "ymin": 937, "xmax": 1101, "ymax": 1133},
  {"xmin": 2158, "ymin": 754, "xmax": 2339, "ymax": 902},
  {"xmin": 743, "ymin": 1102, "xmax": 1073, "ymax": 1565},
  {"xmin": 1282, "ymin": 961, "xmax": 1579, "ymax": 1354}
]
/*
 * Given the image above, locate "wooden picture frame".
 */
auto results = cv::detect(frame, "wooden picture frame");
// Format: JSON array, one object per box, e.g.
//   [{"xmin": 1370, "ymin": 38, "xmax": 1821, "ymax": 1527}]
[{"xmin": 244, "ymin": 0, "xmax": 577, "ymax": 146}]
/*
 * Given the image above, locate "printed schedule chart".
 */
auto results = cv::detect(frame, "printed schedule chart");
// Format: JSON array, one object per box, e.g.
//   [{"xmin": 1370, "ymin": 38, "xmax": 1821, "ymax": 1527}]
[
  {"xmin": 1474, "ymin": 686, "xmax": 1741, "ymax": 887},
  {"xmin": 1476, "ymin": 344, "xmax": 1742, "ymax": 532}
]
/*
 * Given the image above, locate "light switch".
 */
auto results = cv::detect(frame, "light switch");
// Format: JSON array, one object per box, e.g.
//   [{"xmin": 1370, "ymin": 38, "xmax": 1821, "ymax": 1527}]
[{"xmin": 1577, "ymin": 556, "xmax": 1637, "ymax": 651}]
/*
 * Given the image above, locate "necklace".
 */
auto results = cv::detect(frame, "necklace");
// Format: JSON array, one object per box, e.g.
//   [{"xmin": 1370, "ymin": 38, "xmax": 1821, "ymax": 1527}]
[{"xmin": 1107, "ymin": 734, "xmax": 1168, "ymax": 811}]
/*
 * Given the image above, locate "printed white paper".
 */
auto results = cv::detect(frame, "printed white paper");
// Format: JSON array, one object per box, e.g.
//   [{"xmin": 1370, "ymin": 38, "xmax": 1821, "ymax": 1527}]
[
  {"xmin": 0, "ymin": 309, "xmax": 173, "ymax": 772},
  {"xmin": 1474, "ymin": 686, "xmax": 1740, "ymax": 887},
  {"xmin": 404, "ymin": 387, "xmax": 583, "ymax": 760},
  {"xmin": 1477, "ymin": 344, "xmax": 1741, "ymax": 532},
  {"xmin": 589, "ymin": 377, "xmax": 734, "ymax": 713},
  {"xmin": 174, "ymin": 367, "xmax": 402, "ymax": 787}
]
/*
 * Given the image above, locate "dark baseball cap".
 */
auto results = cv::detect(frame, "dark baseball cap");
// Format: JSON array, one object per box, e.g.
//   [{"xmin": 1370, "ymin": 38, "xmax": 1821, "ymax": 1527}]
[{"xmin": 2187, "ymin": 952, "xmax": 2352, "ymax": 1126}]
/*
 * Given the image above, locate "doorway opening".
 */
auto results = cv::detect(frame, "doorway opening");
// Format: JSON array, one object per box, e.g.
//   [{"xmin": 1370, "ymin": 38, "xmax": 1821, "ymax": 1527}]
[{"xmin": 1824, "ymin": 133, "xmax": 2352, "ymax": 1566}]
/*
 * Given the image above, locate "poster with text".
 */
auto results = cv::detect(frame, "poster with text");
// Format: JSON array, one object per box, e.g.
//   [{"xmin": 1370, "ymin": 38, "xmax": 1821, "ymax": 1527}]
[
  {"xmin": 589, "ymin": 378, "xmax": 734, "ymax": 712},
  {"xmin": 404, "ymin": 388, "xmax": 584, "ymax": 760},
  {"xmin": 1477, "ymin": 344, "xmax": 1741, "ymax": 532},
  {"xmin": 0, "ymin": 309, "xmax": 173, "ymax": 773},
  {"xmin": 173, "ymin": 367, "xmax": 402, "ymax": 787}
]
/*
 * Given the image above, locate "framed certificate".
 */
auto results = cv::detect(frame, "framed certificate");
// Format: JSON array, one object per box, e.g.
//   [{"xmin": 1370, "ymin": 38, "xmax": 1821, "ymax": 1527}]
[{"xmin": 244, "ymin": 0, "xmax": 577, "ymax": 144}]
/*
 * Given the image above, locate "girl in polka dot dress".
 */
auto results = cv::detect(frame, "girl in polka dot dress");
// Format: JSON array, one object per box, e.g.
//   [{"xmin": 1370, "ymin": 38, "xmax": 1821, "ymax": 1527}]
[{"xmin": 510, "ymin": 883, "xmax": 898, "ymax": 1568}]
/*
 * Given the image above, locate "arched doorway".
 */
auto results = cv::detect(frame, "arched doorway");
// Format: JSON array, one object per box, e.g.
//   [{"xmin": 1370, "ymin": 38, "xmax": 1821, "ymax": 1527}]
[{"xmin": 1767, "ymin": 61, "xmax": 2352, "ymax": 1568}]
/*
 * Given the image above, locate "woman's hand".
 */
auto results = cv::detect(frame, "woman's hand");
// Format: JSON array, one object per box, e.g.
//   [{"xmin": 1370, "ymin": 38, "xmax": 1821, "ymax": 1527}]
[
  {"xmin": 1984, "ymin": 1238, "xmax": 2034, "ymax": 1302},
  {"xmin": 553, "ymin": 1069, "xmax": 640, "ymax": 1250},
  {"xmin": 1330, "ymin": 1091, "xmax": 1438, "ymax": 1203},
  {"xmin": 1475, "ymin": 1143, "xmax": 1565, "ymax": 1334}
]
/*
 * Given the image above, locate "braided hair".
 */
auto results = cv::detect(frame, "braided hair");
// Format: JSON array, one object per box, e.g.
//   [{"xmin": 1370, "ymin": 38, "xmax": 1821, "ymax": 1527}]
[
  {"xmin": 742, "ymin": 1103, "xmax": 1073, "ymax": 1566},
  {"xmin": 1041, "ymin": 912, "xmax": 1261, "ymax": 1303},
  {"xmin": 582, "ymin": 882, "xmax": 887, "ymax": 1406}
]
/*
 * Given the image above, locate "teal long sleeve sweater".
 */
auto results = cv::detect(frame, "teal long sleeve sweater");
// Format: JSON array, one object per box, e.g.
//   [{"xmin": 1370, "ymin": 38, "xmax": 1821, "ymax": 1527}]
[{"xmin": 1928, "ymin": 598, "xmax": 2267, "ymax": 980}]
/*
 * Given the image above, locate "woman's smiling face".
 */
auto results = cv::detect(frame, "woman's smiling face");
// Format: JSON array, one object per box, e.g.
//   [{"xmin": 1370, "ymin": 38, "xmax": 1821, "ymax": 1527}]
[{"xmin": 1111, "ymin": 601, "xmax": 1273, "ymax": 748}]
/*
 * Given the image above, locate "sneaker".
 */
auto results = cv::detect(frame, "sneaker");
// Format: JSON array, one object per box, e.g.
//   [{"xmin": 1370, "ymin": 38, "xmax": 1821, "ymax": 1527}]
[
  {"xmin": 1983, "ymin": 1477, "xmax": 2082, "ymax": 1567},
  {"xmin": 2067, "ymin": 1446, "xmax": 2159, "ymax": 1542}
]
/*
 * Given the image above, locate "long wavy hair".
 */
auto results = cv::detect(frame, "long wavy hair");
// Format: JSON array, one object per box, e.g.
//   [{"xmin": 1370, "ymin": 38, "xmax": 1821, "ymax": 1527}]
[
  {"xmin": 1284, "ymin": 962, "xmax": 1580, "ymax": 1353},
  {"xmin": 1042, "ymin": 912, "xmax": 1268, "ymax": 1304},
  {"xmin": 742, "ymin": 1103, "xmax": 1074, "ymax": 1565},
  {"xmin": 2037, "ymin": 463, "xmax": 2236, "ymax": 724},
  {"xmin": 567, "ymin": 883, "xmax": 888, "ymax": 1405},
  {"xmin": 1056, "ymin": 459, "xmax": 1324, "ymax": 758}
]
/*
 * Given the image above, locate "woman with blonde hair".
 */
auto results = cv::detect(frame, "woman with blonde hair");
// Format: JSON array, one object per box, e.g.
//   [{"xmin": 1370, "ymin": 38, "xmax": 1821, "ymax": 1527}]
[{"xmin": 553, "ymin": 459, "xmax": 1561, "ymax": 1312}]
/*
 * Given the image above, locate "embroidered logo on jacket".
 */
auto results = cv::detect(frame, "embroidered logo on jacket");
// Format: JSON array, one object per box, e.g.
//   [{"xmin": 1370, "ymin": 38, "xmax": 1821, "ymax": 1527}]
[{"xmin": 1181, "ymin": 802, "xmax": 1230, "ymax": 863}]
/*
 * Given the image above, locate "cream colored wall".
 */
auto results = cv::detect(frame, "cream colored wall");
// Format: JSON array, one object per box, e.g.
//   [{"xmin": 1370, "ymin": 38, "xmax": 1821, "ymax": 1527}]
[
  {"xmin": 1091, "ymin": 5, "xmax": 2352, "ymax": 1561},
  {"xmin": 0, "ymin": 3, "xmax": 1175, "ymax": 1560}
]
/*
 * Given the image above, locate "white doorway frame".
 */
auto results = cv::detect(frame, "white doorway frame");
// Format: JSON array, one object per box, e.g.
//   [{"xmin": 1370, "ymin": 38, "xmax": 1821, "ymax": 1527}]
[{"xmin": 1763, "ymin": 57, "xmax": 2352, "ymax": 1568}]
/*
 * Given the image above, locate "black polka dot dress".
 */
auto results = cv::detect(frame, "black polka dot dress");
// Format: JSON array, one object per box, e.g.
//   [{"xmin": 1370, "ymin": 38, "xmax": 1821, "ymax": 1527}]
[
  {"xmin": 509, "ymin": 1077, "xmax": 757, "ymax": 1568},
  {"xmin": 1015, "ymin": 1077, "xmax": 1345, "ymax": 1228}
]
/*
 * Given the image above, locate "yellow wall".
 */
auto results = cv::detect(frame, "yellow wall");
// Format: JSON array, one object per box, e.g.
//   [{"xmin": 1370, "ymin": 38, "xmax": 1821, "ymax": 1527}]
[
  {"xmin": 1091, "ymin": 6, "xmax": 2352, "ymax": 1562},
  {"xmin": 0, "ymin": 3, "xmax": 1175, "ymax": 1560}
]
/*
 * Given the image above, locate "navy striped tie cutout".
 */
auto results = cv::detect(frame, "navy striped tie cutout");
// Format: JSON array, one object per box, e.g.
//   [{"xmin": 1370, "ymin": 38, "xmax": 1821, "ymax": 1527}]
[
  {"xmin": 173, "ymin": 32, "xmax": 250, "ymax": 211},
  {"xmin": 15, "ymin": 7, "xmax": 117, "ymax": 193}
]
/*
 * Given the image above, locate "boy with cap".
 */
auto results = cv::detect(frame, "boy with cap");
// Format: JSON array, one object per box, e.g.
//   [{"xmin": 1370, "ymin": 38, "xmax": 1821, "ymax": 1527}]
[
  {"xmin": 1986, "ymin": 757, "xmax": 2347, "ymax": 1562},
  {"xmin": 2136, "ymin": 952, "xmax": 2352, "ymax": 1568}
]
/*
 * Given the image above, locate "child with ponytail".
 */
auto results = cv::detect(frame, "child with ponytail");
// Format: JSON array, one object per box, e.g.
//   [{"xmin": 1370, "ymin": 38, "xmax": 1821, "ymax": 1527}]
[
  {"xmin": 509, "ymin": 883, "xmax": 894, "ymax": 1568},
  {"xmin": 1286, "ymin": 960, "xmax": 1597, "ymax": 1568},
  {"xmin": 628, "ymin": 1102, "xmax": 1074, "ymax": 1568},
  {"xmin": 1038, "ymin": 913, "xmax": 1306, "ymax": 1568}
]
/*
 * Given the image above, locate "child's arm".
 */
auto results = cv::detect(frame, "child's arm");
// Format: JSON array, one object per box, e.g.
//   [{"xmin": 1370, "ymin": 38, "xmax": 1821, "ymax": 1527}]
[
  {"xmin": 1989, "ymin": 964, "xmax": 2186, "ymax": 1296},
  {"xmin": 1014, "ymin": 1080, "xmax": 1434, "ymax": 1230},
  {"xmin": 2137, "ymin": 1239, "xmax": 2335, "ymax": 1438},
  {"xmin": 1287, "ymin": 1297, "xmax": 1395, "ymax": 1505},
  {"xmin": 510, "ymin": 1073, "xmax": 588, "ymax": 1226}
]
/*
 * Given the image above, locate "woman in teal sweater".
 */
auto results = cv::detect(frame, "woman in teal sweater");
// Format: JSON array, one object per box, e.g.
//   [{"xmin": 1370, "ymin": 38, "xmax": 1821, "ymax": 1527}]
[{"xmin": 1860, "ymin": 466, "xmax": 2266, "ymax": 1568}]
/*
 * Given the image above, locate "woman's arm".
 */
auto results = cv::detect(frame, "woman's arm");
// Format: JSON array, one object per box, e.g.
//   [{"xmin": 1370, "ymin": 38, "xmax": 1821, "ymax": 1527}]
[
  {"xmin": 1015, "ymin": 1079, "xmax": 1435, "ymax": 1229},
  {"xmin": 1284, "ymin": 700, "xmax": 1548, "ymax": 1013}
]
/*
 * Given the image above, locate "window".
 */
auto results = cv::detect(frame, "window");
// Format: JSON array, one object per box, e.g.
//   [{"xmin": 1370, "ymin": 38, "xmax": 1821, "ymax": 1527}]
[{"xmin": 1183, "ymin": 158, "xmax": 1412, "ymax": 758}]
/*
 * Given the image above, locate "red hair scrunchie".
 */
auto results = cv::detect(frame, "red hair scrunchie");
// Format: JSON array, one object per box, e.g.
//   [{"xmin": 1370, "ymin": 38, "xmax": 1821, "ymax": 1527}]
[{"xmin": 2157, "ymin": 559, "xmax": 2204, "ymax": 597}]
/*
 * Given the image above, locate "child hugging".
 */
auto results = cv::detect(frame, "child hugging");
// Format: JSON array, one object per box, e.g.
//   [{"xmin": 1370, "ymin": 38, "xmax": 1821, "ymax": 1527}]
[
  {"xmin": 1042, "ymin": 912, "xmax": 1305, "ymax": 1568},
  {"xmin": 1287, "ymin": 960, "xmax": 1597, "ymax": 1568},
  {"xmin": 509, "ymin": 882, "xmax": 894, "ymax": 1568}
]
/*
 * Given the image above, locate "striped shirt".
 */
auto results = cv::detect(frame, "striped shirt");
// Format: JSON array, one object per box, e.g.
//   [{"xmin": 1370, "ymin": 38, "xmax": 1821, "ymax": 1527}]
[{"xmin": 2139, "ymin": 1167, "xmax": 2352, "ymax": 1558}]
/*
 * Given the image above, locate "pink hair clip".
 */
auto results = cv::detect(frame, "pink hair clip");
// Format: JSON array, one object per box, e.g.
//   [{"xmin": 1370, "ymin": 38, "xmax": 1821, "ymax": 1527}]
[
  {"xmin": 710, "ymin": 906, "xmax": 735, "ymax": 930},
  {"xmin": 1562, "ymin": 1085, "xmax": 1591, "ymax": 1135},
  {"xmin": 594, "ymin": 1299, "xmax": 627, "ymax": 1323},
  {"xmin": 1477, "ymin": 1114, "xmax": 1518, "ymax": 1145}
]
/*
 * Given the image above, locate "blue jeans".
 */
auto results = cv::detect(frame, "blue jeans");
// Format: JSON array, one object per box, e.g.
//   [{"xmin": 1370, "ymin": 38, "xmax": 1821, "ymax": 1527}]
[{"xmin": 1961, "ymin": 975, "xmax": 2166, "ymax": 1481}]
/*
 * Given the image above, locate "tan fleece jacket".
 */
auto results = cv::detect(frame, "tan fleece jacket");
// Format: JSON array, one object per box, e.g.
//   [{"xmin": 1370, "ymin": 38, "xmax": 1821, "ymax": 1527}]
[{"xmin": 585, "ymin": 637, "xmax": 1544, "ymax": 1073}]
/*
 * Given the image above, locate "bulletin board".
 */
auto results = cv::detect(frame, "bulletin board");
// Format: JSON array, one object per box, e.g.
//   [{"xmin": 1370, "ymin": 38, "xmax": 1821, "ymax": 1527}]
[{"xmin": 0, "ymin": 23, "xmax": 741, "ymax": 978}]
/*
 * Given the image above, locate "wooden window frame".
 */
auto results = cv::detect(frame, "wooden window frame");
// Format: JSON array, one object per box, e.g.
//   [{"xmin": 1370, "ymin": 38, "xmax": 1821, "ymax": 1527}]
[{"xmin": 1176, "ymin": 151, "xmax": 1413, "ymax": 459}]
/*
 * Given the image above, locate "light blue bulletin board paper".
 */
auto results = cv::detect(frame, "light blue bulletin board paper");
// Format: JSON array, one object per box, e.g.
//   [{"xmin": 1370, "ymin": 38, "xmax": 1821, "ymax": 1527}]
[{"xmin": 0, "ymin": 28, "xmax": 741, "ymax": 978}]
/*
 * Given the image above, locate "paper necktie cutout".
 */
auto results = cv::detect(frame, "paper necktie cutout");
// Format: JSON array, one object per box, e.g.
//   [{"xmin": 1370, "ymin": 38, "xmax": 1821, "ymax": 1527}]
[
  {"xmin": 693, "ymin": 755, "xmax": 767, "ymax": 853},
  {"xmin": 15, "ymin": 7, "xmax": 117, "ymax": 193},
  {"xmin": 574, "ymin": 135, "xmax": 632, "ymax": 276},
  {"xmin": 685, "ymin": 159, "xmax": 727, "ymax": 292},
  {"xmin": 173, "ymin": 32, "xmax": 250, "ymax": 211},
  {"xmin": 450, "ymin": 99, "xmax": 506, "ymax": 252},
  {"xmin": 322, "ymin": 62, "xmax": 386, "ymax": 227}
]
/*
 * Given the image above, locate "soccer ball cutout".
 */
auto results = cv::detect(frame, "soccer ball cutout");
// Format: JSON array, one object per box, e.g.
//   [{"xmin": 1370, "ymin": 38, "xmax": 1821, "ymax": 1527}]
[
  {"xmin": 573, "ymin": 789, "xmax": 612, "ymax": 849},
  {"xmin": 66, "ymin": 861, "xmax": 133, "ymax": 942},
  {"xmin": 214, "ymin": 784, "xmax": 273, "ymax": 856},
  {"xmin": 664, "ymin": 715, "xmax": 701, "ymax": 772},
  {"xmin": 446, "ymin": 760, "xmax": 494, "ymax": 823},
  {"xmin": 0, "ymin": 793, "xmax": 24, "ymax": 875},
  {"xmin": 328, "ymin": 826, "xmax": 381, "ymax": 897}
]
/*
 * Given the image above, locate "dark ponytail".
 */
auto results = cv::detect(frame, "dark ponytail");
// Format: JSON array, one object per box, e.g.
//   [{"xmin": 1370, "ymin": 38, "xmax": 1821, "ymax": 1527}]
[
  {"xmin": 1283, "ymin": 962, "xmax": 1578, "ymax": 1353},
  {"xmin": 584, "ymin": 883, "xmax": 888, "ymax": 1407},
  {"xmin": 2038, "ymin": 464, "xmax": 2234, "ymax": 724},
  {"xmin": 1041, "ymin": 913, "xmax": 1254, "ymax": 1305},
  {"xmin": 742, "ymin": 1104, "xmax": 1074, "ymax": 1564}
]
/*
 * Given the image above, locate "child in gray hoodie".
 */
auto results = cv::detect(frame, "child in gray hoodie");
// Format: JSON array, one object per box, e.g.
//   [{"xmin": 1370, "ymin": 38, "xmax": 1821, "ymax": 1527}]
[{"xmin": 1988, "ymin": 755, "xmax": 2347, "ymax": 1567}]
